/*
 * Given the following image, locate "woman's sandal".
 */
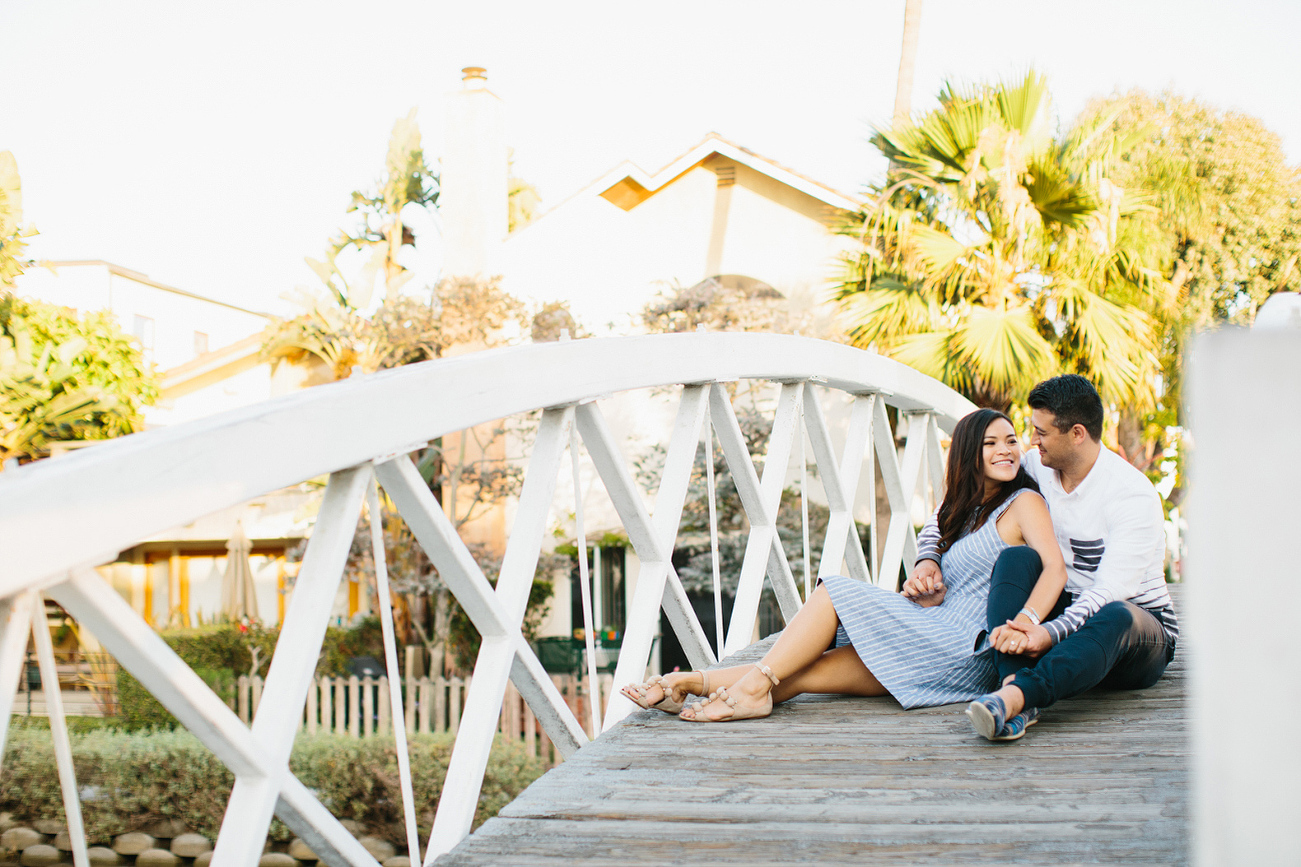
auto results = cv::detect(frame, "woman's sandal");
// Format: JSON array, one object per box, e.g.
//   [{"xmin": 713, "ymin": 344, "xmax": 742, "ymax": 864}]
[
  {"xmin": 681, "ymin": 663, "xmax": 780, "ymax": 722},
  {"xmin": 621, "ymin": 671, "xmax": 710, "ymax": 714}
]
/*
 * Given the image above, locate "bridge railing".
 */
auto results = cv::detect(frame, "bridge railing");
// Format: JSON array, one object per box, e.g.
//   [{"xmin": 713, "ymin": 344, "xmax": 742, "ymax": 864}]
[{"xmin": 0, "ymin": 333, "xmax": 974, "ymax": 865}]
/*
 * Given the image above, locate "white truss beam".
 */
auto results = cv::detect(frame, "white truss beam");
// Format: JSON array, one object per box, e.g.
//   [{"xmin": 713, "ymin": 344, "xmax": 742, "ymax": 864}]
[
  {"xmin": 0, "ymin": 592, "xmax": 38, "ymax": 759},
  {"xmin": 572, "ymin": 393, "xmax": 716, "ymax": 730},
  {"xmin": 802, "ymin": 387, "xmax": 874, "ymax": 584},
  {"xmin": 876, "ymin": 408, "xmax": 934, "ymax": 588},
  {"xmin": 710, "ymin": 384, "xmax": 803, "ymax": 657},
  {"xmin": 46, "ymin": 569, "xmax": 381, "ymax": 867}
]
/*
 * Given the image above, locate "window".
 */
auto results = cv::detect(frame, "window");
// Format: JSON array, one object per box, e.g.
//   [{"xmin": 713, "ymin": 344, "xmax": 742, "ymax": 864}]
[
  {"xmin": 570, "ymin": 544, "xmax": 626, "ymax": 638},
  {"xmin": 131, "ymin": 315, "xmax": 155, "ymax": 351},
  {"xmin": 193, "ymin": 331, "xmax": 209, "ymax": 356}
]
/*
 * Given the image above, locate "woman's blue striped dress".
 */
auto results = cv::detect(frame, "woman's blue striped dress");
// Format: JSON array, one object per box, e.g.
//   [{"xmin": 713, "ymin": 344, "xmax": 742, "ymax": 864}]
[{"xmin": 822, "ymin": 489, "xmax": 1040, "ymax": 709}]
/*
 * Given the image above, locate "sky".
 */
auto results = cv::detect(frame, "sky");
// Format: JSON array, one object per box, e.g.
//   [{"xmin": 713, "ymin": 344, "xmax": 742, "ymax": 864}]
[{"xmin": 3, "ymin": 0, "xmax": 1299, "ymax": 316}]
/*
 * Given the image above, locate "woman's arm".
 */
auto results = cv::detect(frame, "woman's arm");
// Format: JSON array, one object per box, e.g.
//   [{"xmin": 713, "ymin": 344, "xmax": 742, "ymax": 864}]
[{"xmin": 990, "ymin": 492, "xmax": 1068, "ymax": 656}]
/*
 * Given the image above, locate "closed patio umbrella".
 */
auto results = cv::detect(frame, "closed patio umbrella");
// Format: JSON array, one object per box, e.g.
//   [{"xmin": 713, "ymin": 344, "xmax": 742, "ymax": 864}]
[{"xmin": 220, "ymin": 521, "xmax": 259, "ymax": 623}]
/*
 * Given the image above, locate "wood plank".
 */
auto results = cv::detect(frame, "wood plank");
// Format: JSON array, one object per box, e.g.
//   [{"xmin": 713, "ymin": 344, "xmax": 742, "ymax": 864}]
[{"xmin": 439, "ymin": 587, "xmax": 1189, "ymax": 865}]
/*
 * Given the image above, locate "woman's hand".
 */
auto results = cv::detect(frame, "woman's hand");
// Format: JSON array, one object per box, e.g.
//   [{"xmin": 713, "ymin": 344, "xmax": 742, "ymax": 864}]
[
  {"xmin": 902, "ymin": 562, "xmax": 946, "ymax": 607},
  {"xmin": 990, "ymin": 618, "xmax": 1051, "ymax": 657}
]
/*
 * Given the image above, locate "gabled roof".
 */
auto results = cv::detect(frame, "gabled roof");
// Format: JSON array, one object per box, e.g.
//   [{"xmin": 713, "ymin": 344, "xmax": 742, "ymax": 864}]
[
  {"xmin": 158, "ymin": 332, "xmax": 266, "ymax": 400},
  {"xmin": 512, "ymin": 133, "xmax": 864, "ymax": 230},
  {"xmin": 602, "ymin": 133, "xmax": 864, "ymax": 212},
  {"xmin": 38, "ymin": 260, "xmax": 274, "ymax": 319}
]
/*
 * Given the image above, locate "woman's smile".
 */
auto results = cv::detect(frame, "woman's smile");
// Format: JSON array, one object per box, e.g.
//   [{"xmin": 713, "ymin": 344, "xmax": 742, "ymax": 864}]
[{"xmin": 982, "ymin": 418, "xmax": 1021, "ymax": 485}]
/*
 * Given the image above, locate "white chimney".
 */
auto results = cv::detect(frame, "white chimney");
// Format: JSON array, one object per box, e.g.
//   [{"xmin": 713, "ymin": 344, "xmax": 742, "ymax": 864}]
[{"xmin": 441, "ymin": 66, "xmax": 508, "ymax": 279}]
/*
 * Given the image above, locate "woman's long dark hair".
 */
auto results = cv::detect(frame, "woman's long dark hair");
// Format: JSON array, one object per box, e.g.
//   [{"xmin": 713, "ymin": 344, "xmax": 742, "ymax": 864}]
[{"xmin": 935, "ymin": 408, "xmax": 1039, "ymax": 554}]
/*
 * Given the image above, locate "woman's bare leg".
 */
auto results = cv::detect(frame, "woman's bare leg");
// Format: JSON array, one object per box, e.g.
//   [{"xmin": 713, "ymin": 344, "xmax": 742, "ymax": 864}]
[
  {"xmin": 682, "ymin": 584, "xmax": 874, "ymax": 720},
  {"xmin": 771, "ymin": 646, "xmax": 888, "ymax": 703}
]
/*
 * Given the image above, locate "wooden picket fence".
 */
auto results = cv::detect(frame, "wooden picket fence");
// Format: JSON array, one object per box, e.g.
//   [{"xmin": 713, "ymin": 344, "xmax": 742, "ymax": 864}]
[{"xmin": 235, "ymin": 672, "xmax": 615, "ymax": 766}]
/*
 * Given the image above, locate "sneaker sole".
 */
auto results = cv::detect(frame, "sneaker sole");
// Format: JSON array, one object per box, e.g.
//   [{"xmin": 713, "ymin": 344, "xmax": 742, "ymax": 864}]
[
  {"xmin": 966, "ymin": 701, "xmax": 999, "ymax": 740},
  {"xmin": 991, "ymin": 714, "xmax": 1039, "ymax": 742}
]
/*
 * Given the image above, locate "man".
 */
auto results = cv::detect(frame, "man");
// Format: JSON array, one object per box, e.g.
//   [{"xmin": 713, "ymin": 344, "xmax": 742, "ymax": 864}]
[{"xmin": 908, "ymin": 374, "xmax": 1178, "ymax": 741}]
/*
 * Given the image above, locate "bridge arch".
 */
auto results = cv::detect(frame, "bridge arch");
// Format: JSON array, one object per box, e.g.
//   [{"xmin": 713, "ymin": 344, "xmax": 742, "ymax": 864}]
[{"xmin": 0, "ymin": 332, "xmax": 975, "ymax": 865}]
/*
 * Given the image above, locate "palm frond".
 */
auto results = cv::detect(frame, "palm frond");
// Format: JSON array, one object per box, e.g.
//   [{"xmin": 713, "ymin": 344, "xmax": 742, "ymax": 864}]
[
  {"xmin": 995, "ymin": 71, "xmax": 1053, "ymax": 149},
  {"xmin": 840, "ymin": 277, "xmax": 938, "ymax": 349},
  {"xmin": 952, "ymin": 304, "xmax": 1057, "ymax": 395},
  {"xmin": 1025, "ymin": 157, "xmax": 1098, "ymax": 229},
  {"xmin": 1064, "ymin": 290, "xmax": 1157, "ymax": 405}
]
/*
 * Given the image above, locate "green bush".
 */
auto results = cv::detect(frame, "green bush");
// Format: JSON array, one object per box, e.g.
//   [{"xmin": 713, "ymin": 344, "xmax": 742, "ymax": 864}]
[
  {"xmin": 0, "ymin": 728, "xmax": 547, "ymax": 844},
  {"xmin": 317, "ymin": 617, "xmax": 386, "ymax": 679},
  {"xmin": 117, "ymin": 666, "xmax": 237, "ymax": 731},
  {"xmin": 115, "ymin": 621, "xmax": 388, "ymax": 731},
  {"xmin": 6, "ymin": 715, "xmax": 120, "ymax": 735}
]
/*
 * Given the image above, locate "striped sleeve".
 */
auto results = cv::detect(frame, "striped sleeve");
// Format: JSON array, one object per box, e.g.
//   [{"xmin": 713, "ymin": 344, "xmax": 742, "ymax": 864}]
[{"xmin": 916, "ymin": 509, "xmax": 942, "ymax": 564}]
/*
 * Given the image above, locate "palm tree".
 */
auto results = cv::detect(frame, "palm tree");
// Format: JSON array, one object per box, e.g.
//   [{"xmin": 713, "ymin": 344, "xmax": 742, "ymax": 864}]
[
  {"xmin": 839, "ymin": 71, "xmax": 1163, "ymax": 410},
  {"xmin": 893, "ymin": 0, "xmax": 923, "ymax": 126},
  {"xmin": 305, "ymin": 109, "xmax": 438, "ymax": 312}
]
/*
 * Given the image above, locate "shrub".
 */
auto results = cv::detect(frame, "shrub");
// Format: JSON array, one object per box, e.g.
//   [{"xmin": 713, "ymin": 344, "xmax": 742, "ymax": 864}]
[
  {"xmin": 115, "ymin": 620, "xmax": 388, "ymax": 731},
  {"xmin": 0, "ymin": 729, "xmax": 547, "ymax": 844}
]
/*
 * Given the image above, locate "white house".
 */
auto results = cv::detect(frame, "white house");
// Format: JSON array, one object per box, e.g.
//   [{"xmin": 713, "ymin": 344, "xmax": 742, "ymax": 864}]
[
  {"xmin": 13, "ymin": 261, "xmax": 328, "ymax": 628},
  {"xmin": 503, "ymin": 133, "xmax": 862, "ymax": 335}
]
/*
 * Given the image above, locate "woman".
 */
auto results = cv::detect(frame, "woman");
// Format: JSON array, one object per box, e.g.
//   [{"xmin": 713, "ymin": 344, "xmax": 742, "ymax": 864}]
[{"xmin": 621, "ymin": 408, "xmax": 1068, "ymax": 735}]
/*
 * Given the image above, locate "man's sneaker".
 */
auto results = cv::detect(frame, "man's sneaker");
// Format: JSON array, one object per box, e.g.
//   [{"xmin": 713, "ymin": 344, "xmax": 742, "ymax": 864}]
[
  {"xmin": 992, "ymin": 707, "xmax": 1040, "ymax": 741},
  {"xmin": 966, "ymin": 693, "xmax": 1007, "ymax": 740}
]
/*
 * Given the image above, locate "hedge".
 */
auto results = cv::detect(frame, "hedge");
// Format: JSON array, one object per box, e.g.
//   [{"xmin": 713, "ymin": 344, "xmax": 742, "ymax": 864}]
[
  {"xmin": 115, "ymin": 620, "xmax": 388, "ymax": 731},
  {"xmin": 0, "ymin": 728, "xmax": 546, "ymax": 844}
]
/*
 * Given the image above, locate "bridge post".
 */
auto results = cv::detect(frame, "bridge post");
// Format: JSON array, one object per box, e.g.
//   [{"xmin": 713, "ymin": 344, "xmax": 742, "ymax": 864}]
[{"xmin": 1188, "ymin": 326, "xmax": 1301, "ymax": 865}]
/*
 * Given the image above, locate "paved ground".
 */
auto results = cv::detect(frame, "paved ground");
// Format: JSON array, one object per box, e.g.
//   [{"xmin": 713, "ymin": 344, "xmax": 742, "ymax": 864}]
[{"xmin": 440, "ymin": 590, "xmax": 1188, "ymax": 865}]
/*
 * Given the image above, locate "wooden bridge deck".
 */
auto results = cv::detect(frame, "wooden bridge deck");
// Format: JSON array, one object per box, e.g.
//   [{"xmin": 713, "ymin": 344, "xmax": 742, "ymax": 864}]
[{"xmin": 442, "ymin": 593, "xmax": 1188, "ymax": 865}]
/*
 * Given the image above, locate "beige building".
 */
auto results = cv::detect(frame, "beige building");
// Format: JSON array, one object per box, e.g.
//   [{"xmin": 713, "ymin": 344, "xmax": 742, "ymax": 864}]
[{"xmin": 14, "ymin": 261, "xmax": 329, "ymax": 629}]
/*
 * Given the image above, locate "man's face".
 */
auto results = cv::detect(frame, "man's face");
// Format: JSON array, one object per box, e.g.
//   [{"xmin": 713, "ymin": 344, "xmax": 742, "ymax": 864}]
[{"xmin": 1029, "ymin": 408, "xmax": 1079, "ymax": 469}]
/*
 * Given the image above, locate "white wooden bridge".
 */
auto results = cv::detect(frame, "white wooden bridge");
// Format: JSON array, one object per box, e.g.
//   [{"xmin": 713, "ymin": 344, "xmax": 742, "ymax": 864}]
[{"xmin": 0, "ymin": 332, "xmax": 1192, "ymax": 866}]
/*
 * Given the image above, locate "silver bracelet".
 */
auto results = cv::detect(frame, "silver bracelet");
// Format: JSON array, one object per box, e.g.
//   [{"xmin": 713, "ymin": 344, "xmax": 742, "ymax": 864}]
[{"xmin": 1018, "ymin": 606, "xmax": 1041, "ymax": 626}]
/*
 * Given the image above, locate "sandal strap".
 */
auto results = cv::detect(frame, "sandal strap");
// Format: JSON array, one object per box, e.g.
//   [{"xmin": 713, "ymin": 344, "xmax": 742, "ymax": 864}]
[
  {"xmin": 698, "ymin": 670, "xmax": 710, "ymax": 697},
  {"xmin": 752, "ymin": 662, "xmax": 780, "ymax": 687}
]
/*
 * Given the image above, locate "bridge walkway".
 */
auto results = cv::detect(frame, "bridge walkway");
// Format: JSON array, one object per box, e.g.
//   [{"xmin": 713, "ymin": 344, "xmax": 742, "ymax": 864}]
[{"xmin": 441, "ymin": 590, "xmax": 1187, "ymax": 865}]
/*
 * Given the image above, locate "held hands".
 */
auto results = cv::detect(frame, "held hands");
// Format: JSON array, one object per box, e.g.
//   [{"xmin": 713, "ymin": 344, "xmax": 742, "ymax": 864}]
[
  {"xmin": 990, "ymin": 617, "xmax": 1051, "ymax": 657},
  {"xmin": 902, "ymin": 559, "xmax": 946, "ymax": 607}
]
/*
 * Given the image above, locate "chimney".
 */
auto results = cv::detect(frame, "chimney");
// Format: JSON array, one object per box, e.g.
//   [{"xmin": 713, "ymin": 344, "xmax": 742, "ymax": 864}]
[{"xmin": 441, "ymin": 66, "xmax": 508, "ymax": 279}]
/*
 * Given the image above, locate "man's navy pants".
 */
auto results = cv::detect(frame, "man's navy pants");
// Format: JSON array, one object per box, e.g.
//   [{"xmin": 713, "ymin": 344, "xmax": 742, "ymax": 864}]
[{"xmin": 986, "ymin": 547, "xmax": 1176, "ymax": 710}]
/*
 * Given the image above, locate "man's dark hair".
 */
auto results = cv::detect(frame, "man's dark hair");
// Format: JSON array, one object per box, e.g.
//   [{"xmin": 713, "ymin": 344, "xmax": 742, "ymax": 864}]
[{"xmin": 1027, "ymin": 375, "xmax": 1103, "ymax": 441}]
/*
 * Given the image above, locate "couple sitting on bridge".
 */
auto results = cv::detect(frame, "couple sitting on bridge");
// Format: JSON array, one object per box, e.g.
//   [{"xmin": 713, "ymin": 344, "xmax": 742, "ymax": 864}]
[{"xmin": 622, "ymin": 375, "xmax": 1178, "ymax": 742}]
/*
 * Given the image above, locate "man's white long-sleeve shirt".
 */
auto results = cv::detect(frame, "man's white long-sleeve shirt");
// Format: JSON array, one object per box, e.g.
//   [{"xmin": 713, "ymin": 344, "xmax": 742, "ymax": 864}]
[{"xmin": 916, "ymin": 446, "xmax": 1178, "ymax": 645}]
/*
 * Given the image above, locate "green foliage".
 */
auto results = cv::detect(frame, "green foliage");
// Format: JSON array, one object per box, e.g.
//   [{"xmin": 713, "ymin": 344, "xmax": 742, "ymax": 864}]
[
  {"xmin": 114, "ymin": 622, "xmax": 384, "ymax": 731},
  {"xmin": 307, "ymin": 108, "xmax": 439, "ymax": 311},
  {"xmin": 317, "ymin": 617, "xmax": 386, "ymax": 678},
  {"xmin": 508, "ymin": 174, "xmax": 541, "ymax": 232},
  {"xmin": 0, "ymin": 293, "xmax": 159, "ymax": 464},
  {"xmin": 0, "ymin": 151, "xmax": 35, "ymax": 290},
  {"xmin": 1072, "ymin": 90, "xmax": 1301, "ymax": 502},
  {"xmin": 1, "ymin": 728, "xmax": 249, "ymax": 844},
  {"xmin": 6, "ymin": 714, "xmax": 122, "ymax": 736},
  {"xmin": 840, "ymin": 71, "xmax": 1164, "ymax": 410},
  {"xmin": 0, "ymin": 729, "xmax": 545, "ymax": 845},
  {"xmin": 1080, "ymin": 90, "xmax": 1301, "ymax": 326},
  {"xmin": 264, "ymin": 277, "xmax": 526, "ymax": 381}
]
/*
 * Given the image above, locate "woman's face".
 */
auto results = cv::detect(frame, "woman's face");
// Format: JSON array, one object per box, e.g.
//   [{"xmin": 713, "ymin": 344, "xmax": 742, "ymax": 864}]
[{"xmin": 981, "ymin": 417, "xmax": 1021, "ymax": 485}]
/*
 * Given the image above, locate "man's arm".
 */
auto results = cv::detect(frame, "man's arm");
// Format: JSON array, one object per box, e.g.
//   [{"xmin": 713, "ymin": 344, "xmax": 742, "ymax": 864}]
[
  {"xmin": 902, "ymin": 509, "xmax": 944, "ymax": 603},
  {"xmin": 1041, "ymin": 490, "xmax": 1165, "ymax": 644},
  {"xmin": 915, "ymin": 509, "xmax": 941, "ymax": 564}
]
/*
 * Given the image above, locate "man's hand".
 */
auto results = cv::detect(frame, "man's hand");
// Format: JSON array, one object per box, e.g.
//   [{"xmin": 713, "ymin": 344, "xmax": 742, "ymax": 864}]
[
  {"xmin": 990, "ymin": 618, "xmax": 1051, "ymax": 657},
  {"xmin": 902, "ymin": 559, "xmax": 945, "ymax": 607}
]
